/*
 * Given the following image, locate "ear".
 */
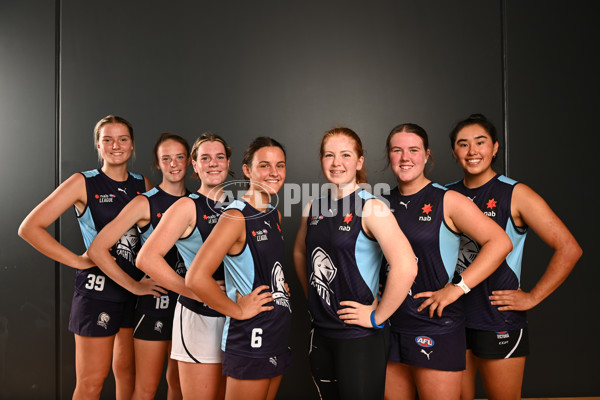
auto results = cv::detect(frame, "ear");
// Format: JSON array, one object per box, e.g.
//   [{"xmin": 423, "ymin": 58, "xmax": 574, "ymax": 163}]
[
  {"xmin": 356, "ymin": 155, "xmax": 365, "ymax": 171},
  {"xmin": 242, "ymin": 163, "xmax": 251, "ymax": 179},
  {"xmin": 492, "ymin": 141, "xmax": 499, "ymax": 158},
  {"xmin": 425, "ymin": 149, "xmax": 431, "ymax": 163}
]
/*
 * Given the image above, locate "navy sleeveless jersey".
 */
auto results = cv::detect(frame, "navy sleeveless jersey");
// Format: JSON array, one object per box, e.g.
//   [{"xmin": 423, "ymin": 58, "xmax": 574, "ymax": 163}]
[
  {"xmin": 173, "ymin": 192, "xmax": 226, "ymax": 317},
  {"xmin": 221, "ymin": 200, "xmax": 292, "ymax": 358},
  {"xmin": 446, "ymin": 174, "xmax": 528, "ymax": 331},
  {"xmin": 381, "ymin": 183, "xmax": 463, "ymax": 335},
  {"xmin": 305, "ymin": 189, "xmax": 383, "ymax": 339},
  {"xmin": 137, "ymin": 186, "xmax": 190, "ymax": 317},
  {"xmin": 75, "ymin": 169, "xmax": 146, "ymax": 302}
]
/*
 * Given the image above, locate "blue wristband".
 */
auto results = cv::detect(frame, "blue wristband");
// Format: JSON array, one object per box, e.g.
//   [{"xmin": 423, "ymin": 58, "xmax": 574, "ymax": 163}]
[{"xmin": 370, "ymin": 310, "xmax": 385, "ymax": 329}]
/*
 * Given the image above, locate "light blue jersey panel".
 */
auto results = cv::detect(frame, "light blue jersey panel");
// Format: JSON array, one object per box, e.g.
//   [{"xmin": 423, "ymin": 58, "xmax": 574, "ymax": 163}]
[
  {"xmin": 440, "ymin": 222, "xmax": 461, "ymax": 282},
  {"xmin": 505, "ymin": 218, "xmax": 527, "ymax": 285},
  {"xmin": 174, "ymin": 229, "xmax": 204, "ymax": 269},
  {"xmin": 354, "ymin": 232, "xmax": 383, "ymax": 298}
]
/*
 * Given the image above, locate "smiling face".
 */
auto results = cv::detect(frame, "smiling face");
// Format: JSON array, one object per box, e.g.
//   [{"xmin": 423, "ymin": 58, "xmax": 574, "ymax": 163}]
[
  {"xmin": 156, "ymin": 139, "xmax": 190, "ymax": 184},
  {"xmin": 320, "ymin": 134, "xmax": 364, "ymax": 187},
  {"xmin": 96, "ymin": 122, "xmax": 134, "ymax": 166},
  {"xmin": 452, "ymin": 124, "xmax": 499, "ymax": 180},
  {"xmin": 192, "ymin": 140, "xmax": 230, "ymax": 189},
  {"xmin": 388, "ymin": 131, "xmax": 430, "ymax": 187},
  {"xmin": 243, "ymin": 146, "xmax": 286, "ymax": 195}
]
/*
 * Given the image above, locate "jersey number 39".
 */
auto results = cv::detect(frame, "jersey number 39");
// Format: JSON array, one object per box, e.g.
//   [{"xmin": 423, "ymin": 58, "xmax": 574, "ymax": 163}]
[{"xmin": 84, "ymin": 274, "xmax": 105, "ymax": 291}]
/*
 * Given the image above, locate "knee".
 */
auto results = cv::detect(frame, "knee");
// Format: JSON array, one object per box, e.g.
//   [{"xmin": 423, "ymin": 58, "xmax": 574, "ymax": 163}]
[
  {"xmin": 75, "ymin": 372, "xmax": 108, "ymax": 398},
  {"xmin": 112, "ymin": 359, "xmax": 135, "ymax": 381}
]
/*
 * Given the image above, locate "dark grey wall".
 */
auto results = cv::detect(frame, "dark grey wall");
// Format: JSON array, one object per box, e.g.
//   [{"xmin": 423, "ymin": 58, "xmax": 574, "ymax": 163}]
[
  {"xmin": 0, "ymin": 1, "xmax": 58, "ymax": 399},
  {"xmin": 1, "ymin": 0, "xmax": 596, "ymax": 398}
]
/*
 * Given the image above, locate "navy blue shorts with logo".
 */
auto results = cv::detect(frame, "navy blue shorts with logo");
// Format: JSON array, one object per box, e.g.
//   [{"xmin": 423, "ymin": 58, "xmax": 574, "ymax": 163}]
[
  {"xmin": 388, "ymin": 328, "xmax": 466, "ymax": 371},
  {"xmin": 222, "ymin": 347, "xmax": 292, "ymax": 380},
  {"xmin": 68, "ymin": 291, "xmax": 136, "ymax": 337},
  {"xmin": 133, "ymin": 311, "xmax": 173, "ymax": 341},
  {"xmin": 466, "ymin": 327, "xmax": 529, "ymax": 359}
]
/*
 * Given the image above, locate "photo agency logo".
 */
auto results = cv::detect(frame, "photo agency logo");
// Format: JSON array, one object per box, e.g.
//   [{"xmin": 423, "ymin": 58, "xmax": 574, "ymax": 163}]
[{"xmin": 206, "ymin": 181, "xmax": 393, "ymax": 219}]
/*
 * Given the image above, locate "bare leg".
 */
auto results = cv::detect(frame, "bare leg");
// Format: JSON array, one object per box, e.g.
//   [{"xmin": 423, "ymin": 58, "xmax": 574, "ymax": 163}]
[
  {"xmin": 459, "ymin": 350, "xmax": 477, "ymax": 400},
  {"xmin": 478, "ymin": 356, "xmax": 525, "ymax": 400},
  {"xmin": 131, "ymin": 339, "xmax": 170, "ymax": 400},
  {"xmin": 413, "ymin": 365, "xmax": 461, "ymax": 400},
  {"xmin": 384, "ymin": 362, "xmax": 416, "ymax": 400},
  {"xmin": 165, "ymin": 346, "xmax": 182, "ymax": 400},
  {"xmin": 178, "ymin": 361, "xmax": 225, "ymax": 400},
  {"xmin": 113, "ymin": 328, "xmax": 135, "ymax": 400},
  {"xmin": 225, "ymin": 376, "xmax": 282, "ymax": 400},
  {"xmin": 73, "ymin": 334, "xmax": 115, "ymax": 400}
]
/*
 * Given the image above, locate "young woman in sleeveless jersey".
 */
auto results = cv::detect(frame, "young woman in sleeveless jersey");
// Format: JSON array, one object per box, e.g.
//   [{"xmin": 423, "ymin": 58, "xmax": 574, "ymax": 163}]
[
  {"xmin": 293, "ymin": 127, "xmax": 418, "ymax": 400},
  {"xmin": 185, "ymin": 137, "xmax": 292, "ymax": 400},
  {"xmin": 380, "ymin": 124, "xmax": 512, "ymax": 400},
  {"xmin": 135, "ymin": 133, "xmax": 234, "ymax": 400},
  {"xmin": 18, "ymin": 115, "xmax": 156, "ymax": 399},
  {"xmin": 88, "ymin": 133, "xmax": 192, "ymax": 399},
  {"xmin": 447, "ymin": 114, "xmax": 582, "ymax": 400}
]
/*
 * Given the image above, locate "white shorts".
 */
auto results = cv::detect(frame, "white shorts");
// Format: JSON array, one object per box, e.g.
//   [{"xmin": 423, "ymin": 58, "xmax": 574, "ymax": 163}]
[{"xmin": 170, "ymin": 302, "xmax": 225, "ymax": 363}]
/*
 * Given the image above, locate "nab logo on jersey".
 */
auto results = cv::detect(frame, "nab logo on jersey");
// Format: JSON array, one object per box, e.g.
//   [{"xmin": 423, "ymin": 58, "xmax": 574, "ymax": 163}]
[
  {"xmin": 415, "ymin": 336, "xmax": 435, "ymax": 348},
  {"xmin": 484, "ymin": 197, "xmax": 498, "ymax": 218},
  {"xmin": 418, "ymin": 203, "xmax": 433, "ymax": 222},
  {"xmin": 338, "ymin": 212, "xmax": 355, "ymax": 232}
]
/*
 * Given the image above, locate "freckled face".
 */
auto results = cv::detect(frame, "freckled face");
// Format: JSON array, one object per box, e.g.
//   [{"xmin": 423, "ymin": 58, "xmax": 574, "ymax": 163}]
[
  {"xmin": 156, "ymin": 139, "xmax": 190, "ymax": 184},
  {"xmin": 320, "ymin": 134, "xmax": 364, "ymax": 186}
]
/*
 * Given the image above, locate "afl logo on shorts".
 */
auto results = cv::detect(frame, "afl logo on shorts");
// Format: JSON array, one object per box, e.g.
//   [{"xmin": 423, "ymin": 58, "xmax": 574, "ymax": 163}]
[
  {"xmin": 97, "ymin": 312, "xmax": 110, "ymax": 329},
  {"xmin": 415, "ymin": 336, "xmax": 435, "ymax": 348}
]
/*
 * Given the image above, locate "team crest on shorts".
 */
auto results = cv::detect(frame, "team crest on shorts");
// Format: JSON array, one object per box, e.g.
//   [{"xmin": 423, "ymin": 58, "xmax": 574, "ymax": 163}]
[
  {"xmin": 97, "ymin": 312, "xmax": 110, "ymax": 329},
  {"xmin": 154, "ymin": 320, "xmax": 163, "ymax": 333}
]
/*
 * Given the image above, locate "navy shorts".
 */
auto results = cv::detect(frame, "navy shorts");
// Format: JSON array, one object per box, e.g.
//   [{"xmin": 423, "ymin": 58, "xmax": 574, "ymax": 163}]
[
  {"xmin": 222, "ymin": 347, "xmax": 292, "ymax": 380},
  {"xmin": 68, "ymin": 291, "xmax": 136, "ymax": 337},
  {"xmin": 388, "ymin": 328, "xmax": 466, "ymax": 371},
  {"xmin": 133, "ymin": 311, "xmax": 173, "ymax": 341},
  {"xmin": 466, "ymin": 327, "xmax": 529, "ymax": 359}
]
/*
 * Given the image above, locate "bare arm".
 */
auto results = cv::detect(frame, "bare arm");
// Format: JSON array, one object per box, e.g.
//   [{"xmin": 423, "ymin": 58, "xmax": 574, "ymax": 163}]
[
  {"xmin": 18, "ymin": 173, "xmax": 95, "ymax": 270},
  {"xmin": 185, "ymin": 209, "xmax": 273, "ymax": 320},
  {"xmin": 415, "ymin": 190, "xmax": 513, "ymax": 317},
  {"xmin": 338, "ymin": 199, "xmax": 418, "ymax": 328},
  {"xmin": 489, "ymin": 183, "xmax": 582, "ymax": 311},
  {"xmin": 292, "ymin": 202, "xmax": 312, "ymax": 299},
  {"xmin": 136, "ymin": 197, "xmax": 200, "ymax": 300},
  {"xmin": 87, "ymin": 195, "xmax": 165, "ymax": 297}
]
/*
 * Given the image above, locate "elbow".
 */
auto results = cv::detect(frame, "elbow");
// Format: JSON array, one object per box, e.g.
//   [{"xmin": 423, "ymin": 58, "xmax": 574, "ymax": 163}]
[
  {"xmin": 17, "ymin": 220, "xmax": 31, "ymax": 241},
  {"xmin": 135, "ymin": 249, "xmax": 148, "ymax": 274},
  {"xmin": 185, "ymin": 274, "xmax": 201, "ymax": 297}
]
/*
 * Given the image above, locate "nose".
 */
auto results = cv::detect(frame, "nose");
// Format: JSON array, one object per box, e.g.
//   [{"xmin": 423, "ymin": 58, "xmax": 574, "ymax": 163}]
[{"xmin": 170, "ymin": 158, "xmax": 177, "ymax": 166}]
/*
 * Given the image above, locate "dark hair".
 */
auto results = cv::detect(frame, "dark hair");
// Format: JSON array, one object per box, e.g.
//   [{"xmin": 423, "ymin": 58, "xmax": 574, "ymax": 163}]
[
  {"xmin": 242, "ymin": 136, "xmax": 286, "ymax": 174},
  {"xmin": 384, "ymin": 123, "xmax": 433, "ymax": 175},
  {"xmin": 152, "ymin": 132, "xmax": 190, "ymax": 168},
  {"xmin": 320, "ymin": 127, "xmax": 368, "ymax": 184},
  {"xmin": 93, "ymin": 115, "xmax": 135, "ymax": 164},
  {"xmin": 449, "ymin": 113, "xmax": 498, "ymax": 148},
  {"xmin": 190, "ymin": 132, "xmax": 234, "ymax": 179}
]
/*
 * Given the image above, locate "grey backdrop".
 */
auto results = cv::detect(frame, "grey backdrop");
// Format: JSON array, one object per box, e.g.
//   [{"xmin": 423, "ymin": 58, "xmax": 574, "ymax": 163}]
[{"xmin": 1, "ymin": 0, "xmax": 597, "ymax": 399}]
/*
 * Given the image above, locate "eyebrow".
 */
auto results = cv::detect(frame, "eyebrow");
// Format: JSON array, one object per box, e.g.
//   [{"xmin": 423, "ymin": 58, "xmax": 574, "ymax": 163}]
[
  {"xmin": 199, "ymin": 153, "xmax": 226, "ymax": 157},
  {"xmin": 456, "ymin": 135, "xmax": 488, "ymax": 143}
]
